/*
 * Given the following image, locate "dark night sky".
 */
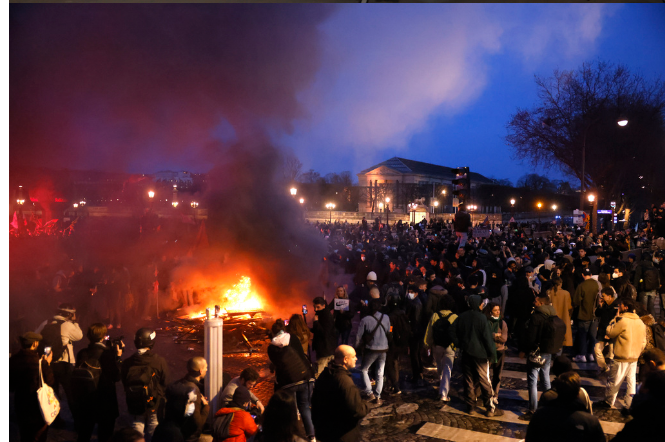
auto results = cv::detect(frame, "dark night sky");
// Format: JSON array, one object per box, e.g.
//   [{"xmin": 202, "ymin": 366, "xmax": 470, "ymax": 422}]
[{"xmin": 9, "ymin": 3, "xmax": 665, "ymax": 184}]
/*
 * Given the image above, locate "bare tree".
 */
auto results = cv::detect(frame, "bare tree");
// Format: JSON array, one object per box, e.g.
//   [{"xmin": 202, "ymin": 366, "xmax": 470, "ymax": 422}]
[
  {"xmin": 506, "ymin": 61, "xmax": 665, "ymax": 208},
  {"xmin": 282, "ymin": 153, "xmax": 303, "ymax": 182}
]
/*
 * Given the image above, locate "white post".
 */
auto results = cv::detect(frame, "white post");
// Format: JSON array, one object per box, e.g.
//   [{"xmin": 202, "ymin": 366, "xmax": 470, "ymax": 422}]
[{"xmin": 204, "ymin": 317, "xmax": 224, "ymax": 416}]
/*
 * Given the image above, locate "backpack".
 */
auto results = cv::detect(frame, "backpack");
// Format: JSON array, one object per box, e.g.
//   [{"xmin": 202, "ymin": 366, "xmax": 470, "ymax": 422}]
[
  {"xmin": 212, "ymin": 412, "xmax": 234, "ymax": 440},
  {"xmin": 389, "ymin": 311, "xmax": 412, "ymax": 348},
  {"xmin": 71, "ymin": 358, "xmax": 102, "ymax": 403},
  {"xmin": 643, "ymin": 268, "xmax": 660, "ymax": 292},
  {"xmin": 39, "ymin": 320, "xmax": 66, "ymax": 362},
  {"xmin": 432, "ymin": 311, "xmax": 454, "ymax": 348},
  {"xmin": 361, "ymin": 314, "xmax": 388, "ymax": 347},
  {"xmin": 540, "ymin": 315, "xmax": 566, "ymax": 354},
  {"xmin": 124, "ymin": 364, "xmax": 156, "ymax": 415},
  {"xmin": 385, "ymin": 284, "xmax": 402, "ymax": 305}
]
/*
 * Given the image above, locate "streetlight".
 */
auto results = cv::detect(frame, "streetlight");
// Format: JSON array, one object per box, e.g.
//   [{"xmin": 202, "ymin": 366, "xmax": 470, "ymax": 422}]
[
  {"xmin": 433, "ymin": 200, "xmax": 439, "ymax": 214},
  {"xmin": 617, "ymin": 118, "xmax": 628, "ymax": 127},
  {"xmin": 588, "ymin": 193, "xmax": 597, "ymax": 235},
  {"xmin": 385, "ymin": 197, "xmax": 390, "ymax": 226},
  {"xmin": 325, "ymin": 203, "xmax": 335, "ymax": 223},
  {"xmin": 552, "ymin": 204, "xmax": 557, "ymax": 211},
  {"xmin": 299, "ymin": 198, "xmax": 304, "ymax": 205},
  {"xmin": 290, "ymin": 188, "xmax": 297, "ymax": 196},
  {"xmin": 148, "ymin": 191, "xmax": 155, "ymax": 199},
  {"xmin": 172, "ymin": 201, "xmax": 179, "ymax": 208},
  {"xmin": 191, "ymin": 201, "xmax": 199, "ymax": 208},
  {"xmin": 378, "ymin": 202, "xmax": 384, "ymax": 212},
  {"xmin": 537, "ymin": 202, "xmax": 542, "ymax": 227}
]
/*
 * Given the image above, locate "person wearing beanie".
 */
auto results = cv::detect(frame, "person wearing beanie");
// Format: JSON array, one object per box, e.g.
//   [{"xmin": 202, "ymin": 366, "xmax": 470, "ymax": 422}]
[
  {"xmin": 10, "ymin": 332, "xmax": 56, "ymax": 442},
  {"xmin": 449, "ymin": 295, "xmax": 498, "ymax": 417},
  {"xmin": 212, "ymin": 386, "xmax": 258, "ymax": 442}
]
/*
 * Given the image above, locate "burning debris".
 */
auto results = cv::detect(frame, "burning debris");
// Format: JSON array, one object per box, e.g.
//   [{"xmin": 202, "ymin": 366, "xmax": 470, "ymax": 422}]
[{"xmin": 159, "ymin": 276, "xmax": 272, "ymax": 353}]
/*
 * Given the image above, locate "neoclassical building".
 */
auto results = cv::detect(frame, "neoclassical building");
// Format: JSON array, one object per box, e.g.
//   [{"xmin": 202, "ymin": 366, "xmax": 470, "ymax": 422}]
[{"xmin": 356, "ymin": 157, "xmax": 494, "ymax": 212}]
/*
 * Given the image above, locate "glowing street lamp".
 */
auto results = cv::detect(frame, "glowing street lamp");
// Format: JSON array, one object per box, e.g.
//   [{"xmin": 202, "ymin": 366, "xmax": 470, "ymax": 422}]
[
  {"xmin": 433, "ymin": 200, "xmax": 439, "ymax": 214},
  {"xmin": 172, "ymin": 201, "xmax": 179, "ymax": 208},
  {"xmin": 148, "ymin": 191, "xmax": 155, "ymax": 199},
  {"xmin": 290, "ymin": 188, "xmax": 297, "ymax": 196},
  {"xmin": 537, "ymin": 202, "xmax": 542, "ymax": 209},
  {"xmin": 191, "ymin": 201, "xmax": 199, "ymax": 208},
  {"xmin": 73, "ymin": 203, "xmax": 79, "ymax": 208},
  {"xmin": 510, "ymin": 198, "xmax": 516, "ymax": 206},
  {"xmin": 299, "ymin": 198, "xmax": 304, "ymax": 204},
  {"xmin": 325, "ymin": 203, "xmax": 335, "ymax": 223},
  {"xmin": 587, "ymin": 194, "xmax": 595, "ymax": 203},
  {"xmin": 617, "ymin": 118, "xmax": 628, "ymax": 127},
  {"xmin": 79, "ymin": 200, "xmax": 86, "ymax": 206},
  {"xmin": 378, "ymin": 202, "xmax": 384, "ymax": 211},
  {"xmin": 537, "ymin": 202, "xmax": 542, "ymax": 226},
  {"xmin": 587, "ymin": 194, "xmax": 597, "ymax": 235},
  {"xmin": 552, "ymin": 204, "xmax": 557, "ymax": 211}
]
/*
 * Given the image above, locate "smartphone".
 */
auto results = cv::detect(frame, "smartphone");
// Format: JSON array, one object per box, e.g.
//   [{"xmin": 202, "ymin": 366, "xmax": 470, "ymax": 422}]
[
  {"xmin": 44, "ymin": 347, "xmax": 52, "ymax": 356},
  {"xmin": 302, "ymin": 305, "xmax": 308, "ymax": 315},
  {"xmin": 284, "ymin": 319, "xmax": 290, "ymax": 326}
]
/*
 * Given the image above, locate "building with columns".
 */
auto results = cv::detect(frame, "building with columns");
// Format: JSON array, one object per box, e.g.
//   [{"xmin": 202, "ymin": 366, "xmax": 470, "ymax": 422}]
[{"xmin": 356, "ymin": 157, "xmax": 494, "ymax": 213}]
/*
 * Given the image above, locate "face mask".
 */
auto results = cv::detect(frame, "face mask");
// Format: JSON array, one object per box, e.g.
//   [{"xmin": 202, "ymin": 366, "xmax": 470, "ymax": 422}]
[{"xmin": 407, "ymin": 292, "xmax": 416, "ymax": 300}]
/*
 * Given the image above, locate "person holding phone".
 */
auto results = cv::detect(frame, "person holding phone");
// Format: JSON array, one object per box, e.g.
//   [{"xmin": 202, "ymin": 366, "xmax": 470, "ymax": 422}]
[{"xmin": 10, "ymin": 332, "xmax": 55, "ymax": 442}]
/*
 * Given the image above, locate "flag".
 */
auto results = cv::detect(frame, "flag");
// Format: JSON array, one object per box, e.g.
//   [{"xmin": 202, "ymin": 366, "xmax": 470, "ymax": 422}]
[
  {"xmin": 509, "ymin": 217, "xmax": 515, "ymax": 223},
  {"xmin": 482, "ymin": 215, "xmax": 489, "ymax": 226}
]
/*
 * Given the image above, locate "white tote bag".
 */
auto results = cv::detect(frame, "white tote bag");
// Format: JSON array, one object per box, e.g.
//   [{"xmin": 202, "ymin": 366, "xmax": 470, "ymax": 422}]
[{"xmin": 37, "ymin": 361, "xmax": 60, "ymax": 425}]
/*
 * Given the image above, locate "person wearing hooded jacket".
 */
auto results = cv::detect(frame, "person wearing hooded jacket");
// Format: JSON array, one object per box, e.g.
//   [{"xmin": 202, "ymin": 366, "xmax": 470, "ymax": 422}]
[
  {"xmin": 449, "ymin": 294, "xmax": 498, "ymax": 417},
  {"xmin": 267, "ymin": 319, "xmax": 315, "ymax": 441},
  {"xmin": 212, "ymin": 386, "xmax": 258, "ymax": 442},
  {"xmin": 484, "ymin": 302, "xmax": 508, "ymax": 406},
  {"xmin": 519, "ymin": 292, "xmax": 558, "ymax": 419}
]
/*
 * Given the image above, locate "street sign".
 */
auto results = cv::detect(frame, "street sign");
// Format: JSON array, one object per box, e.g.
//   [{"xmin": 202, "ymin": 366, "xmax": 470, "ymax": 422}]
[
  {"xmin": 597, "ymin": 210, "xmax": 612, "ymax": 214},
  {"xmin": 452, "ymin": 197, "xmax": 459, "ymax": 207}
]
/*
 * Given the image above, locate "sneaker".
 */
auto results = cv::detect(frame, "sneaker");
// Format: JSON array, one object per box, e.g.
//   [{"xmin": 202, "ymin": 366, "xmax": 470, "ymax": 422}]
[
  {"xmin": 572, "ymin": 355, "xmax": 587, "ymax": 363},
  {"xmin": 594, "ymin": 400, "xmax": 612, "ymax": 410},
  {"xmin": 518, "ymin": 410, "xmax": 534, "ymax": 421},
  {"xmin": 374, "ymin": 397, "xmax": 383, "ymax": 406},
  {"xmin": 438, "ymin": 395, "xmax": 451, "ymax": 403},
  {"xmin": 492, "ymin": 397, "xmax": 499, "ymax": 405},
  {"xmin": 587, "ymin": 354, "xmax": 595, "ymax": 362},
  {"xmin": 364, "ymin": 393, "xmax": 376, "ymax": 402}
]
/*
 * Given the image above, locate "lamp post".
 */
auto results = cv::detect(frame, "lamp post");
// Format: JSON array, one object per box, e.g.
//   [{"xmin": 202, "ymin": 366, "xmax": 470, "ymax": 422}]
[
  {"xmin": 537, "ymin": 202, "xmax": 542, "ymax": 227},
  {"xmin": 433, "ymin": 200, "xmax": 439, "ymax": 214},
  {"xmin": 172, "ymin": 201, "xmax": 179, "ymax": 208},
  {"xmin": 290, "ymin": 187, "xmax": 297, "ymax": 196},
  {"xmin": 299, "ymin": 198, "xmax": 304, "ymax": 205},
  {"xmin": 326, "ymin": 203, "xmax": 335, "ymax": 223},
  {"xmin": 385, "ymin": 197, "xmax": 390, "ymax": 227},
  {"xmin": 588, "ymin": 194, "xmax": 597, "ymax": 235},
  {"xmin": 510, "ymin": 198, "xmax": 516, "ymax": 219}
]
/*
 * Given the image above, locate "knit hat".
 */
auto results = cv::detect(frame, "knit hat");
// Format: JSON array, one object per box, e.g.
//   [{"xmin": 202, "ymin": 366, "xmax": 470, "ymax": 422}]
[
  {"xmin": 231, "ymin": 386, "xmax": 252, "ymax": 408},
  {"xmin": 366, "ymin": 271, "xmax": 377, "ymax": 281}
]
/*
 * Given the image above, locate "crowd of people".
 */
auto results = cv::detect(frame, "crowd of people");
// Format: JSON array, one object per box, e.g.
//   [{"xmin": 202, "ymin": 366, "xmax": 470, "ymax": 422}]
[{"xmin": 9, "ymin": 201, "xmax": 665, "ymax": 442}]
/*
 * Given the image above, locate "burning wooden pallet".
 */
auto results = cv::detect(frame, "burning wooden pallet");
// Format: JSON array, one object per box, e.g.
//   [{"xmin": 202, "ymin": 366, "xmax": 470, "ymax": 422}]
[{"xmin": 159, "ymin": 309, "xmax": 272, "ymax": 354}]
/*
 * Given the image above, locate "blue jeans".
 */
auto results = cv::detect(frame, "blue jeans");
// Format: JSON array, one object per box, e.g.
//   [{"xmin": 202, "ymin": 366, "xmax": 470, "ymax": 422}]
[
  {"xmin": 527, "ymin": 353, "xmax": 551, "ymax": 412},
  {"xmin": 361, "ymin": 351, "xmax": 387, "ymax": 398},
  {"xmin": 576, "ymin": 320, "xmax": 597, "ymax": 357},
  {"xmin": 132, "ymin": 412, "xmax": 159, "ymax": 442},
  {"xmin": 282, "ymin": 382, "xmax": 315, "ymax": 438},
  {"xmin": 638, "ymin": 291, "xmax": 657, "ymax": 318}
]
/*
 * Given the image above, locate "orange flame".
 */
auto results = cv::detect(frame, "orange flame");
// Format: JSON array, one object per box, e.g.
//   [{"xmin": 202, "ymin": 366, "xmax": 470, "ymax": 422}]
[{"xmin": 189, "ymin": 276, "xmax": 263, "ymax": 319}]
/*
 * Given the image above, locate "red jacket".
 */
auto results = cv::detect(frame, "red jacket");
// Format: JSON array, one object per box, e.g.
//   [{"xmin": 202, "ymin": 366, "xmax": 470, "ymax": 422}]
[{"xmin": 213, "ymin": 407, "xmax": 258, "ymax": 442}]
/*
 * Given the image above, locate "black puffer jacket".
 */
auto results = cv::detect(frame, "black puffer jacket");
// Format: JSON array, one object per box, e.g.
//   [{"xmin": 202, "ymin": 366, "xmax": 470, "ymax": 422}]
[
  {"xmin": 311, "ymin": 308, "xmax": 336, "ymax": 358},
  {"xmin": 311, "ymin": 363, "xmax": 368, "ymax": 442},
  {"xmin": 267, "ymin": 332, "xmax": 313, "ymax": 390},
  {"xmin": 522, "ymin": 305, "xmax": 558, "ymax": 354}
]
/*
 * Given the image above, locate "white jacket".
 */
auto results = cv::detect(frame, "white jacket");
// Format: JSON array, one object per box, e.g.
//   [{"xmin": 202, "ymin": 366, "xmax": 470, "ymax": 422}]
[{"xmin": 36, "ymin": 315, "xmax": 83, "ymax": 364}]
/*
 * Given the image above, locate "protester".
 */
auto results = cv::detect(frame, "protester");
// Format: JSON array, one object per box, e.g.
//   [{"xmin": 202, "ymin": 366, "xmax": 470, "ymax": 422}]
[
  {"xmin": 385, "ymin": 297, "xmax": 410, "ymax": 395},
  {"xmin": 572, "ymin": 269, "xmax": 599, "ymax": 363},
  {"xmin": 121, "ymin": 328, "xmax": 169, "ymax": 442},
  {"xmin": 35, "ymin": 302, "xmax": 84, "ymax": 424},
  {"xmin": 538, "ymin": 356, "xmax": 592, "ymax": 413},
  {"xmin": 354, "ymin": 299, "xmax": 390, "ymax": 405},
  {"xmin": 9, "ymin": 332, "xmax": 55, "ymax": 442},
  {"xmin": 593, "ymin": 288, "xmax": 618, "ymax": 374},
  {"xmin": 311, "ymin": 297, "xmax": 336, "ymax": 378},
  {"xmin": 484, "ymin": 302, "xmax": 508, "ymax": 405},
  {"xmin": 595, "ymin": 297, "xmax": 647, "ymax": 411},
  {"xmin": 311, "ymin": 345, "xmax": 368, "ymax": 442},
  {"xmin": 450, "ymin": 295, "xmax": 498, "ymax": 417},
  {"xmin": 424, "ymin": 294, "xmax": 457, "ymax": 402},
  {"xmin": 260, "ymin": 389, "xmax": 308, "ymax": 442},
  {"xmin": 404, "ymin": 283, "xmax": 425, "ymax": 386},
  {"xmin": 286, "ymin": 314, "xmax": 311, "ymax": 357},
  {"xmin": 329, "ymin": 286, "xmax": 354, "ymax": 345},
  {"xmin": 267, "ymin": 319, "xmax": 315, "ymax": 441},
  {"xmin": 525, "ymin": 372, "xmax": 605, "ymax": 442},
  {"xmin": 212, "ymin": 386, "xmax": 258, "ymax": 442},
  {"xmin": 73, "ymin": 323, "xmax": 124, "ymax": 442},
  {"xmin": 519, "ymin": 292, "xmax": 565, "ymax": 419},
  {"xmin": 549, "ymin": 277, "xmax": 573, "ymax": 352},
  {"xmin": 165, "ymin": 357, "xmax": 210, "ymax": 442},
  {"xmin": 454, "ymin": 203, "xmax": 471, "ymax": 248},
  {"xmin": 220, "ymin": 368, "xmax": 264, "ymax": 413}
]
